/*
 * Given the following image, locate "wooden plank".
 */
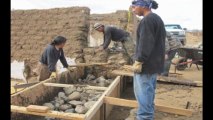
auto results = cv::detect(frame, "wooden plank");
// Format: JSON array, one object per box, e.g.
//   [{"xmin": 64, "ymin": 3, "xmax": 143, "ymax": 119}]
[
  {"xmin": 111, "ymin": 70, "xmax": 134, "ymax": 77},
  {"xmin": 103, "ymin": 97, "xmax": 193, "ymax": 117},
  {"xmin": 105, "ymin": 76, "xmax": 121, "ymax": 96},
  {"xmin": 104, "ymin": 96, "xmax": 138, "ymax": 107},
  {"xmin": 85, "ymin": 93, "xmax": 104, "ymax": 120},
  {"xmin": 85, "ymin": 76, "xmax": 121, "ymax": 120},
  {"xmin": 11, "ymin": 105, "xmax": 85, "ymax": 120},
  {"xmin": 11, "ymin": 78, "xmax": 54, "ymax": 97},
  {"xmin": 26, "ymin": 105, "xmax": 50, "ymax": 113},
  {"xmin": 155, "ymin": 104, "xmax": 193, "ymax": 117},
  {"xmin": 69, "ymin": 63, "xmax": 109, "ymax": 67},
  {"xmin": 104, "ymin": 78, "xmax": 120, "ymax": 120},
  {"xmin": 157, "ymin": 76, "xmax": 202, "ymax": 87},
  {"xmin": 111, "ymin": 70, "xmax": 202, "ymax": 87},
  {"xmin": 43, "ymin": 83, "xmax": 107, "ymax": 91}
]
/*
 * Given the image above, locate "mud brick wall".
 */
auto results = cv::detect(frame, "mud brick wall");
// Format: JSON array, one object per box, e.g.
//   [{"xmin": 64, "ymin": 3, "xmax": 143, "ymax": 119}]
[
  {"xmin": 90, "ymin": 10, "xmax": 128, "ymax": 30},
  {"xmin": 11, "ymin": 7, "xmax": 90, "ymax": 65}
]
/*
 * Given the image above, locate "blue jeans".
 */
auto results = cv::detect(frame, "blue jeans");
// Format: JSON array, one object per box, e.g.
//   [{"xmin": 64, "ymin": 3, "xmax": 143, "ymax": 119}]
[{"xmin": 133, "ymin": 73, "xmax": 157, "ymax": 120}]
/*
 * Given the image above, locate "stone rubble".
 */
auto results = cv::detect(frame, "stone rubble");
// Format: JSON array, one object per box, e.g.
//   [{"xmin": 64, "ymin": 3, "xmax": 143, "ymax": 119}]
[{"xmin": 42, "ymin": 74, "xmax": 114, "ymax": 116}]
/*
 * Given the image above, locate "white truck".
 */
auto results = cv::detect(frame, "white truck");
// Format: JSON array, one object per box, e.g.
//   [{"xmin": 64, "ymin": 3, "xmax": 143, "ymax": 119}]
[{"xmin": 165, "ymin": 24, "xmax": 187, "ymax": 45}]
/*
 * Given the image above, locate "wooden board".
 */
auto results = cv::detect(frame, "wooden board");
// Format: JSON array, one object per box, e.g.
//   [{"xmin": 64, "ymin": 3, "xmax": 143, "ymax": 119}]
[
  {"xmin": 69, "ymin": 63, "xmax": 109, "ymax": 67},
  {"xmin": 26, "ymin": 105, "xmax": 50, "ymax": 113},
  {"xmin": 157, "ymin": 76, "xmax": 202, "ymax": 87},
  {"xmin": 11, "ymin": 75, "xmax": 120, "ymax": 120},
  {"xmin": 11, "ymin": 105, "xmax": 85, "ymax": 120},
  {"xmin": 103, "ymin": 97, "xmax": 193, "ymax": 117},
  {"xmin": 111, "ymin": 70, "xmax": 202, "ymax": 87},
  {"xmin": 43, "ymin": 83, "xmax": 107, "ymax": 91},
  {"xmin": 104, "ymin": 97, "xmax": 138, "ymax": 107},
  {"xmin": 11, "ymin": 78, "xmax": 54, "ymax": 97},
  {"xmin": 111, "ymin": 70, "xmax": 134, "ymax": 77},
  {"xmin": 85, "ymin": 76, "xmax": 121, "ymax": 120},
  {"xmin": 104, "ymin": 80, "xmax": 120, "ymax": 120},
  {"xmin": 11, "ymin": 68, "xmax": 84, "ymax": 120}
]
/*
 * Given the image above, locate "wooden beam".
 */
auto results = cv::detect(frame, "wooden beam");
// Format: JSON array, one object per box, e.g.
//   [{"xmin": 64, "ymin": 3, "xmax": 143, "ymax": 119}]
[
  {"xmin": 43, "ymin": 83, "xmax": 107, "ymax": 91},
  {"xmin": 155, "ymin": 104, "xmax": 193, "ymax": 117},
  {"xmin": 104, "ymin": 96, "xmax": 137, "ymax": 107},
  {"xmin": 111, "ymin": 70, "xmax": 202, "ymax": 87},
  {"xmin": 11, "ymin": 78, "xmax": 54, "ymax": 97},
  {"xmin": 85, "ymin": 76, "xmax": 121, "ymax": 120},
  {"xmin": 111, "ymin": 70, "xmax": 134, "ymax": 77},
  {"xmin": 103, "ymin": 97, "xmax": 193, "ymax": 117},
  {"xmin": 69, "ymin": 63, "xmax": 109, "ymax": 67},
  {"xmin": 104, "ymin": 76, "xmax": 121, "ymax": 96},
  {"xmin": 157, "ymin": 76, "xmax": 202, "ymax": 87},
  {"xmin": 11, "ymin": 105, "xmax": 85, "ymax": 120},
  {"xmin": 26, "ymin": 105, "xmax": 50, "ymax": 113}
]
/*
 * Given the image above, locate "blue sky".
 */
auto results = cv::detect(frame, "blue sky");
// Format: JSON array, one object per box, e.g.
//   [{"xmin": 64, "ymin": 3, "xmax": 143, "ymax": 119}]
[{"xmin": 11, "ymin": 0, "xmax": 202, "ymax": 30}]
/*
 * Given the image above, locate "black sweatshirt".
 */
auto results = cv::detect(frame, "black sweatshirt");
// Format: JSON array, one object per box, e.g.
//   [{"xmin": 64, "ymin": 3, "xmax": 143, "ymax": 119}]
[
  {"xmin": 40, "ymin": 44, "xmax": 68, "ymax": 72},
  {"xmin": 102, "ymin": 26, "xmax": 128, "ymax": 49},
  {"xmin": 134, "ymin": 13, "xmax": 166, "ymax": 74}
]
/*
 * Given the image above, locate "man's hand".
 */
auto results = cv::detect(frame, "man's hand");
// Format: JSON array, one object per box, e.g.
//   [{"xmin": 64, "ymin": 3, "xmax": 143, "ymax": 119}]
[
  {"xmin": 50, "ymin": 72, "xmax": 57, "ymax": 78},
  {"xmin": 132, "ymin": 61, "xmax": 143, "ymax": 73},
  {"xmin": 97, "ymin": 46, "xmax": 104, "ymax": 51}
]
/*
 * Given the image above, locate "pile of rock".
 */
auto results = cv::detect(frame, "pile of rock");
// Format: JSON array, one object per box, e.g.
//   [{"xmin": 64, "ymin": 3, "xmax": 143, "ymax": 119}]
[
  {"xmin": 43, "ymin": 86, "xmax": 102, "ymax": 115},
  {"xmin": 77, "ymin": 74, "xmax": 113, "ymax": 87}
]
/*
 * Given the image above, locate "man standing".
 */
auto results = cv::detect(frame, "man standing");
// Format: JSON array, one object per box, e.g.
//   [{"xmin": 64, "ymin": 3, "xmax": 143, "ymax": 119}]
[
  {"xmin": 162, "ymin": 31, "xmax": 182, "ymax": 76},
  {"xmin": 93, "ymin": 23, "xmax": 135, "ymax": 61},
  {"xmin": 131, "ymin": 0, "xmax": 166, "ymax": 120}
]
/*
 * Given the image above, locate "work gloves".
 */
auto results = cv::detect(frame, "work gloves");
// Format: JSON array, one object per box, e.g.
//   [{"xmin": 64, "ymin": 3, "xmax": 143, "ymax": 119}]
[
  {"xmin": 132, "ymin": 61, "xmax": 143, "ymax": 73},
  {"xmin": 50, "ymin": 72, "xmax": 57, "ymax": 78}
]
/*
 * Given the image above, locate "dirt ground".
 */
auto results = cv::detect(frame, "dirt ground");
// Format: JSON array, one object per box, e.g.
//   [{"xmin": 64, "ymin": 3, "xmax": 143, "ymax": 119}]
[
  {"xmin": 107, "ymin": 32, "xmax": 203, "ymax": 120},
  {"xmin": 107, "ymin": 65, "xmax": 202, "ymax": 120}
]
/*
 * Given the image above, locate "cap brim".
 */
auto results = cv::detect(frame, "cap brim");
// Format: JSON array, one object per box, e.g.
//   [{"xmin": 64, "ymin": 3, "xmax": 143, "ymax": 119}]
[{"xmin": 94, "ymin": 25, "xmax": 102, "ymax": 30}]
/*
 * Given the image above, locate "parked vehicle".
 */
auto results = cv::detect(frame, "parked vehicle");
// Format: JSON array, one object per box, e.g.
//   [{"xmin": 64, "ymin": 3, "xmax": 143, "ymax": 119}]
[{"xmin": 165, "ymin": 24, "xmax": 187, "ymax": 45}]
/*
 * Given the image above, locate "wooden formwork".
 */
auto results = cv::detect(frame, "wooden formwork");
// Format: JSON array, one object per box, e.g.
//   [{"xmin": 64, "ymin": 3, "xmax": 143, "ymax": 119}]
[
  {"xmin": 11, "ymin": 67, "xmax": 122, "ymax": 120},
  {"xmin": 11, "ymin": 66, "xmax": 194, "ymax": 120}
]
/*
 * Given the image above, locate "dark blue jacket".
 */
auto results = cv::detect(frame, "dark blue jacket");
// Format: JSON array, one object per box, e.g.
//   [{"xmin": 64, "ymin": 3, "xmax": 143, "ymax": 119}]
[
  {"xmin": 102, "ymin": 26, "xmax": 129, "ymax": 49},
  {"xmin": 134, "ymin": 13, "xmax": 166, "ymax": 74},
  {"xmin": 40, "ymin": 44, "xmax": 68, "ymax": 72}
]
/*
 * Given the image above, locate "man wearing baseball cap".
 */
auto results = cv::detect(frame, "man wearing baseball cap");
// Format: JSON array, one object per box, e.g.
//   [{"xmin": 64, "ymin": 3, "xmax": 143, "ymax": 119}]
[
  {"xmin": 93, "ymin": 23, "xmax": 135, "ymax": 62},
  {"xmin": 129, "ymin": 0, "xmax": 166, "ymax": 119}
]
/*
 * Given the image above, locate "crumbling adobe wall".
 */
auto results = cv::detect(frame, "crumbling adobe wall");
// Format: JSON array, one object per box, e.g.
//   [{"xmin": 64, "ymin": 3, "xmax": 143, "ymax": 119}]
[
  {"xmin": 11, "ymin": 7, "xmax": 90, "ymax": 66},
  {"xmin": 11, "ymin": 8, "xmax": 135, "ymax": 78}
]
